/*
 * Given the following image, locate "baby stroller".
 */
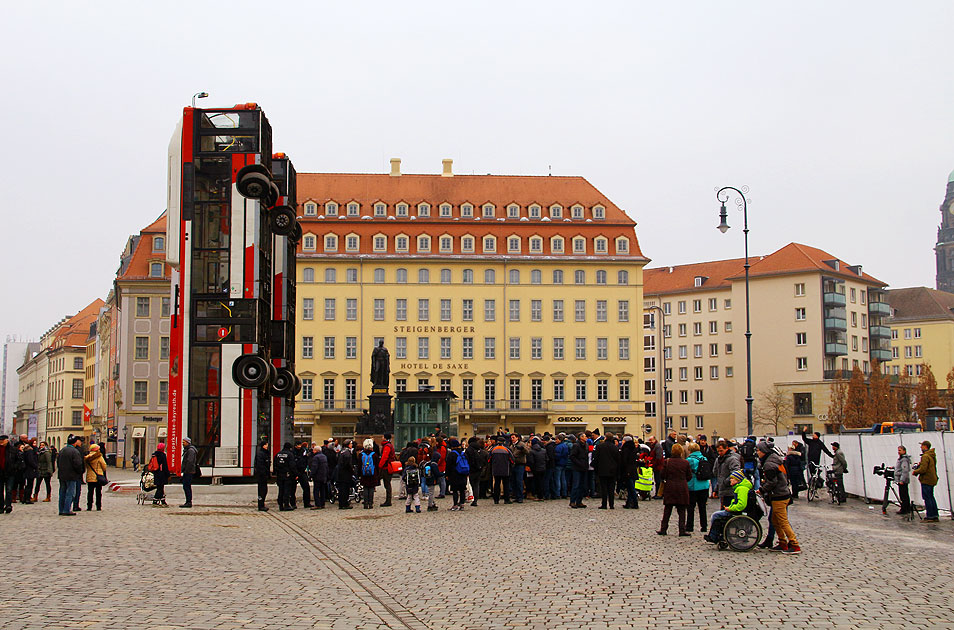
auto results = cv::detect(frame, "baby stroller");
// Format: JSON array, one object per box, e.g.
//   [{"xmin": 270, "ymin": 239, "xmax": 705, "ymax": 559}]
[
  {"xmin": 137, "ymin": 470, "xmax": 157, "ymax": 505},
  {"xmin": 704, "ymin": 490, "xmax": 767, "ymax": 552}
]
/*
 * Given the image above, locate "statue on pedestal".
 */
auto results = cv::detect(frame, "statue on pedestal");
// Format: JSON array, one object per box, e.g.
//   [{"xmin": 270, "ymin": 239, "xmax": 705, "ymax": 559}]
[{"xmin": 370, "ymin": 340, "xmax": 390, "ymax": 391}]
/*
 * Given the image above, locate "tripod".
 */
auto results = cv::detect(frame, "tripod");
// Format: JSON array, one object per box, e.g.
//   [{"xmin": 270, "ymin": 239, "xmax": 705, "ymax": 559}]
[{"xmin": 880, "ymin": 476, "xmax": 920, "ymax": 521}]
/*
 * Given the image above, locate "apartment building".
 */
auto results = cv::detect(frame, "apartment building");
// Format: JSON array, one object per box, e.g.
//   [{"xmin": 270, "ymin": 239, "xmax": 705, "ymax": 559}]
[
  {"xmin": 294, "ymin": 159, "xmax": 648, "ymax": 441},
  {"xmin": 644, "ymin": 243, "xmax": 889, "ymax": 438},
  {"xmin": 885, "ymin": 286, "xmax": 954, "ymax": 382}
]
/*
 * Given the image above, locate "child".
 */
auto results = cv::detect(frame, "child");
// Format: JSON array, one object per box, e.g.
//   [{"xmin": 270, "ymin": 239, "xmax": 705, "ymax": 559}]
[
  {"xmin": 704, "ymin": 470, "xmax": 753, "ymax": 543},
  {"xmin": 359, "ymin": 439, "xmax": 379, "ymax": 509},
  {"xmin": 403, "ymin": 457, "xmax": 422, "ymax": 513}
]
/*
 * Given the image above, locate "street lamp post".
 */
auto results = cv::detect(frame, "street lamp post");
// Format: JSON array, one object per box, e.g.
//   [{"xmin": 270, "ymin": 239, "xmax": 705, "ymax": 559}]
[
  {"xmin": 645, "ymin": 305, "xmax": 668, "ymax": 438},
  {"xmin": 122, "ymin": 424, "xmax": 128, "ymax": 470},
  {"xmin": 192, "ymin": 91, "xmax": 209, "ymax": 107},
  {"xmin": 716, "ymin": 186, "xmax": 754, "ymax": 437}
]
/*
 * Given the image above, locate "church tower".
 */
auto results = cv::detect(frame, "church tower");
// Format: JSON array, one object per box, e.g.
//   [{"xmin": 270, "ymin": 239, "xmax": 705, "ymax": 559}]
[{"xmin": 935, "ymin": 169, "xmax": 954, "ymax": 293}]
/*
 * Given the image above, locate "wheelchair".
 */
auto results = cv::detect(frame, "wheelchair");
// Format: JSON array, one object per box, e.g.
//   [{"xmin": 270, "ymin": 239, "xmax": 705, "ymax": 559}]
[{"xmin": 704, "ymin": 492, "xmax": 766, "ymax": 552}]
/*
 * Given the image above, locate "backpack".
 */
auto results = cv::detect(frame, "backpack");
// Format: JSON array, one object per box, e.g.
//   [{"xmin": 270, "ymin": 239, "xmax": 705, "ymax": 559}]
[
  {"xmin": 422, "ymin": 461, "xmax": 438, "ymax": 482},
  {"xmin": 147, "ymin": 455, "xmax": 160, "ymax": 472},
  {"xmin": 454, "ymin": 451, "xmax": 470, "ymax": 475},
  {"xmin": 361, "ymin": 452, "xmax": 375, "ymax": 476},
  {"xmin": 695, "ymin": 457, "xmax": 714, "ymax": 481},
  {"xmin": 744, "ymin": 489, "xmax": 764, "ymax": 521},
  {"xmin": 405, "ymin": 467, "xmax": 421, "ymax": 491}
]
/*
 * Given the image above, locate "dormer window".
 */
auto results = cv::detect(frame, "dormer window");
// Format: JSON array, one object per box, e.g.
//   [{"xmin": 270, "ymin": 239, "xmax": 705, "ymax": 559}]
[
  {"xmin": 529, "ymin": 237, "xmax": 543, "ymax": 253},
  {"xmin": 571, "ymin": 205, "xmax": 584, "ymax": 219},
  {"xmin": 374, "ymin": 203, "xmax": 387, "ymax": 217},
  {"xmin": 326, "ymin": 202, "xmax": 338, "ymax": 216},
  {"xmin": 461, "ymin": 236, "xmax": 475, "ymax": 252},
  {"xmin": 507, "ymin": 204, "xmax": 520, "ymax": 218},
  {"xmin": 149, "ymin": 262, "xmax": 163, "ymax": 277},
  {"xmin": 373, "ymin": 235, "xmax": 387, "ymax": 251},
  {"xmin": 418, "ymin": 203, "xmax": 430, "ymax": 217},
  {"xmin": 550, "ymin": 205, "xmax": 563, "ymax": 219},
  {"xmin": 417, "ymin": 235, "xmax": 431, "ymax": 252},
  {"xmin": 594, "ymin": 237, "xmax": 608, "ymax": 253},
  {"xmin": 304, "ymin": 202, "xmax": 318, "ymax": 217},
  {"xmin": 440, "ymin": 236, "xmax": 453, "ymax": 252},
  {"xmin": 152, "ymin": 236, "xmax": 165, "ymax": 252},
  {"xmin": 508, "ymin": 236, "xmax": 521, "ymax": 253},
  {"xmin": 324, "ymin": 234, "xmax": 338, "ymax": 252},
  {"xmin": 439, "ymin": 203, "xmax": 452, "ymax": 217},
  {"xmin": 347, "ymin": 203, "xmax": 359, "ymax": 217},
  {"xmin": 461, "ymin": 203, "xmax": 473, "ymax": 218},
  {"xmin": 572, "ymin": 237, "xmax": 586, "ymax": 254},
  {"xmin": 615, "ymin": 237, "xmax": 629, "ymax": 254},
  {"xmin": 482, "ymin": 204, "xmax": 495, "ymax": 218},
  {"xmin": 529, "ymin": 204, "xmax": 541, "ymax": 219},
  {"xmin": 303, "ymin": 235, "xmax": 316, "ymax": 251},
  {"xmin": 694, "ymin": 276, "xmax": 708, "ymax": 287},
  {"xmin": 483, "ymin": 236, "xmax": 496, "ymax": 252},
  {"xmin": 551, "ymin": 236, "xmax": 564, "ymax": 253},
  {"xmin": 345, "ymin": 235, "xmax": 359, "ymax": 252},
  {"xmin": 395, "ymin": 236, "xmax": 409, "ymax": 252},
  {"xmin": 396, "ymin": 203, "xmax": 409, "ymax": 217},
  {"xmin": 593, "ymin": 205, "xmax": 605, "ymax": 220}
]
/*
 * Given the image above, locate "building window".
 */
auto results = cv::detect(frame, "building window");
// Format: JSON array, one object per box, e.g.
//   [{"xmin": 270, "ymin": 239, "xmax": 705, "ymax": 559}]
[
  {"xmin": 694, "ymin": 344, "xmax": 703, "ymax": 358},
  {"xmin": 553, "ymin": 270, "xmax": 564, "ymax": 284},
  {"xmin": 324, "ymin": 235, "xmax": 338, "ymax": 252},
  {"xmin": 531, "ymin": 300, "xmax": 542, "ymax": 321},
  {"xmin": 694, "ymin": 366, "xmax": 703, "ymax": 381},
  {"xmin": 484, "ymin": 337, "xmax": 496, "ymax": 359},
  {"xmin": 594, "ymin": 238, "xmax": 607, "ymax": 253},
  {"xmin": 440, "ymin": 378, "xmax": 452, "ymax": 392},
  {"xmin": 395, "ymin": 299, "xmax": 407, "ymax": 321},
  {"xmin": 417, "ymin": 235, "xmax": 431, "ymax": 252},
  {"xmin": 345, "ymin": 235, "xmax": 359, "ymax": 251},
  {"xmin": 619, "ymin": 338, "xmax": 630, "ymax": 360},
  {"xmin": 531, "ymin": 337, "xmax": 542, "ymax": 359},
  {"xmin": 796, "ymin": 332, "xmax": 807, "ymax": 346},
  {"xmin": 72, "ymin": 378, "xmax": 83, "ymax": 399},
  {"xmin": 135, "ymin": 337, "xmax": 149, "ymax": 360},
  {"xmin": 710, "ymin": 366, "xmax": 719, "ymax": 380},
  {"xmin": 396, "ymin": 236, "xmax": 409, "ymax": 252},
  {"xmin": 596, "ymin": 337, "xmax": 608, "ymax": 360},
  {"xmin": 302, "ymin": 298, "xmax": 314, "ymax": 320},
  {"xmin": 618, "ymin": 300, "xmax": 629, "ymax": 322},
  {"xmin": 553, "ymin": 378, "xmax": 565, "ymax": 401},
  {"xmin": 484, "ymin": 269, "xmax": 496, "ymax": 284},
  {"xmin": 304, "ymin": 202, "xmax": 318, "ymax": 216},
  {"xmin": 440, "ymin": 299, "xmax": 451, "ymax": 321},
  {"xmin": 596, "ymin": 379, "xmax": 608, "ymax": 401},
  {"xmin": 134, "ymin": 381, "xmax": 148, "ymax": 405},
  {"xmin": 596, "ymin": 300, "xmax": 607, "ymax": 322},
  {"xmin": 616, "ymin": 238, "xmax": 629, "ymax": 254},
  {"xmin": 709, "ymin": 321, "xmax": 718, "ymax": 334},
  {"xmin": 553, "ymin": 338, "xmax": 564, "ymax": 360},
  {"xmin": 417, "ymin": 268, "xmax": 430, "ymax": 284},
  {"xmin": 575, "ymin": 337, "xmax": 586, "ymax": 360},
  {"xmin": 74, "ymin": 357, "xmax": 83, "ymax": 370},
  {"xmin": 395, "ymin": 337, "xmax": 407, "ymax": 359},
  {"xmin": 159, "ymin": 381, "xmax": 168, "ymax": 405},
  {"xmin": 509, "ymin": 300, "xmax": 520, "ymax": 321},
  {"xmin": 325, "ymin": 202, "xmax": 339, "ymax": 216},
  {"xmin": 574, "ymin": 270, "xmax": 585, "ymax": 285},
  {"xmin": 302, "ymin": 336, "xmax": 313, "ymax": 359},
  {"xmin": 418, "ymin": 337, "xmax": 429, "ymax": 359},
  {"xmin": 323, "ymin": 379, "xmax": 335, "ymax": 409},
  {"xmin": 161, "ymin": 297, "xmax": 171, "ymax": 317},
  {"xmin": 509, "ymin": 337, "xmax": 520, "ymax": 360},
  {"xmin": 418, "ymin": 299, "xmax": 430, "ymax": 321},
  {"xmin": 795, "ymin": 307, "xmax": 806, "ymax": 321},
  {"xmin": 575, "ymin": 300, "xmax": 586, "ymax": 322},
  {"xmin": 679, "ymin": 367, "xmax": 688, "ymax": 381},
  {"xmin": 372, "ymin": 268, "xmax": 385, "ymax": 283},
  {"xmin": 619, "ymin": 379, "xmax": 630, "ymax": 401},
  {"xmin": 796, "ymin": 357, "xmax": 808, "ymax": 370},
  {"xmin": 485, "ymin": 379, "xmax": 496, "ymax": 406},
  {"xmin": 302, "ymin": 268, "xmax": 315, "ymax": 283},
  {"xmin": 793, "ymin": 393, "xmax": 812, "ymax": 415},
  {"xmin": 160, "ymin": 337, "xmax": 169, "ymax": 360},
  {"xmin": 149, "ymin": 262, "xmax": 163, "ymax": 277},
  {"xmin": 136, "ymin": 297, "xmax": 150, "ymax": 318},
  {"xmin": 301, "ymin": 378, "xmax": 313, "ymax": 401},
  {"xmin": 462, "ymin": 337, "xmax": 473, "ymax": 359},
  {"xmin": 509, "ymin": 269, "xmax": 520, "ymax": 285},
  {"xmin": 550, "ymin": 205, "xmax": 563, "ymax": 219},
  {"xmin": 694, "ymin": 390, "xmax": 704, "ymax": 404},
  {"xmin": 693, "ymin": 322, "xmax": 702, "ymax": 336},
  {"xmin": 483, "ymin": 236, "xmax": 496, "ymax": 253},
  {"xmin": 484, "ymin": 299, "xmax": 496, "ymax": 321},
  {"xmin": 553, "ymin": 300, "xmax": 564, "ymax": 322},
  {"xmin": 575, "ymin": 379, "xmax": 587, "ymax": 401},
  {"xmin": 462, "ymin": 299, "xmax": 474, "ymax": 321},
  {"xmin": 324, "ymin": 298, "xmax": 336, "ymax": 320},
  {"xmin": 346, "ymin": 337, "xmax": 357, "ymax": 359},
  {"xmin": 508, "ymin": 237, "xmax": 520, "ymax": 253},
  {"xmin": 345, "ymin": 268, "xmax": 358, "ymax": 283},
  {"xmin": 325, "ymin": 268, "xmax": 337, "ymax": 283},
  {"xmin": 346, "ymin": 299, "xmax": 357, "ymax": 320},
  {"xmin": 795, "ymin": 283, "xmax": 805, "ymax": 296},
  {"xmin": 153, "ymin": 236, "xmax": 165, "ymax": 251},
  {"xmin": 394, "ymin": 378, "xmax": 406, "ymax": 394},
  {"xmin": 678, "ymin": 301, "xmax": 687, "ymax": 314},
  {"xmin": 323, "ymin": 337, "xmax": 335, "ymax": 359},
  {"xmin": 441, "ymin": 337, "xmax": 452, "ymax": 360},
  {"xmin": 373, "ymin": 299, "xmax": 385, "ymax": 320}
]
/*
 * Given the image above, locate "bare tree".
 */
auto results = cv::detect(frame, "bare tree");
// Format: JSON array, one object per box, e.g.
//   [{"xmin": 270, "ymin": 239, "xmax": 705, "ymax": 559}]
[
  {"xmin": 844, "ymin": 365, "xmax": 869, "ymax": 428},
  {"xmin": 753, "ymin": 385, "xmax": 793, "ymax": 435}
]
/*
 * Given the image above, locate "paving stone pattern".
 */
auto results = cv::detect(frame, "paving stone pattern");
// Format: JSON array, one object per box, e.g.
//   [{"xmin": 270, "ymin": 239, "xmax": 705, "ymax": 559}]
[{"xmin": 3, "ymin": 472, "xmax": 953, "ymax": 630}]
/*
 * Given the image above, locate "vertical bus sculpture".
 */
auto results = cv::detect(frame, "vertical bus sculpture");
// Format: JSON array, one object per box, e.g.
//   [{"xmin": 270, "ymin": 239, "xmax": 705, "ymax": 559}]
[{"xmin": 165, "ymin": 103, "xmax": 299, "ymax": 476}]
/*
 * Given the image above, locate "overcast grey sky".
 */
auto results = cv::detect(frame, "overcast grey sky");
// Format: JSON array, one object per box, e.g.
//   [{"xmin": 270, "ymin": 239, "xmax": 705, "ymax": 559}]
[{"xmin": 2, "ymin": 1, "xmax": 952, "ymax": 341}]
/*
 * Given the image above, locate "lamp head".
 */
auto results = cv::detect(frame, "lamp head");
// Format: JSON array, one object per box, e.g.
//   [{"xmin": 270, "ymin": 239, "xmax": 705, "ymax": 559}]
[
  {"xmin": 196, "ymin": 92, "xmax": 209, "ymax": 99},
  {"xmin": 717, "ymin": 203, "xmax": 730, "ymax": 233}
]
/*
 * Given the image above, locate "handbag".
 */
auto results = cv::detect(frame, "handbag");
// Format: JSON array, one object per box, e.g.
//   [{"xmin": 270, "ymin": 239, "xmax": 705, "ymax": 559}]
[
  {"xmin": 387, "ymin": 460, "xmax": 403, "ymax": 475},
  {"xmin": 96, "ymin": 473, "xmax": 107, "ymax": 485},
  {"xmin": 194, "ymin": 464, "xmax": 203, "ymax": 478}
]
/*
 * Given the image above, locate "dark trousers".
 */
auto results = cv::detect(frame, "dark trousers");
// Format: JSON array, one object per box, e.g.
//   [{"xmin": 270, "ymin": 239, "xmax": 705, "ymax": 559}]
[
  {"xmin": 297, "ymin": 476, "xmax": 311, "ymax": 507},
  {"xmin": 277, "ymin": 476, "xmax": 292, "ymax": 508},
  {"xmin": 469, "ymin": 473, "xmax": 481, "ymax": 503},
  {"xmin": 35, "ymin": 475, "xmax": 52, "ymax": 498},
  {"xmin": 922, "ymin": 484, "xmax": 939, "ymax": 519},
  {"xmin": 73, "ymin": 480, "xmax": 82, "ymax": 510},
  {"xmin": 570, "ymin": 469, "xmax": 586, "ymax": 505},
  {"xmin": 0, "ymin": 475, "xmax": 13, "ymax": 510},
  {"xmin": 625, "ymin": 476, "xmax": 639, "ymax": 508},
  {"xmin": 543, "ymin": 468, "xmax": 555, "ymax": 499},
  {"xmin": 338, "ymin": 480, "xmax": 353, "ymax": 507},
  {"xmin": 312, "ymin": 479, "xmax": 326, "ymax": 507},
  {"xmin": 182, "ymin": 473, "xmax": 193, "ymax": 504},
  {"xmin": 532, "ymin": 473, "xmax": 545, "ymax": 499},
  {"xmin": 833, "ymin": 473, "xmax": 846, "ymax": 503},
  {"xmin": 686, "ymin": 489, "xmax": 708, "ymax": 531},
  {"xmin": 362, "ymin": 485, "xmax": 375, "ymax": 506},
  {"xmin": 510, "ymin": 465, "xmax": 525, "ymax": 501},
  {"xmin": 599, "ymin": 476, "xmax": 616, "ymax": 508},
  {"xmin": 86, "ymin": 481, "xmax": 102, "ymax": 510},
  {"xmin": 653, "ymin": 469, "xmax": 663, "ymax": 497},
  {"xmin": 492, "ymin": 475, "xmax": 511, "ymax": 503},
  {"xmin": 898, "ymin": 482, "xmax": 911, "ymax": 513},
  {"xmin": 257, "ymin": 480, "xmax": 268, "ymax": 507},
  {"xmin": 22, "ymin": 475, "xmax": 36, "ymax": 501},
  {"xmin": 154, "ymin": 483, "xmax": 165, "ymax": 502},
  {"xmin": 380, "ymin": 473, "xmax": 393, "ymax": 504},
  {"xmin": 452, "ymin": 487, "xmax": 465, "ymax": 506},
  {"xmin": 660, "ymin": 504, "xmax": 687, "ymax": 534}
]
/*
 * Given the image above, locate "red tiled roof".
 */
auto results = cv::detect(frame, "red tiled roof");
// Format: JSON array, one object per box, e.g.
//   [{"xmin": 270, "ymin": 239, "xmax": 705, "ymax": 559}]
[
  {"xmin": 295, "ymin": 173, "xmax": 643, "ymax": 259},
  {"xmin": 118, "ymin": 213, "xmax": 171, "ymax": 281},
  {"xmin": 738, "ymin": 243, "xmax": 885, "ymax": 285},
  {"xmin": 644, "ymin": 258, "xmax": 746, "ymax": 295},
  {"xmin": 53, "ymin": 299, "xmax": 105, "ymax": 349}
]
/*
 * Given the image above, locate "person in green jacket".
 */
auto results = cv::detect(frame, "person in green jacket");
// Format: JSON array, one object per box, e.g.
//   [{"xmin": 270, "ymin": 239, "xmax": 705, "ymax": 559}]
[
  {"xmin": 912, "ymin": 441, "xmax": 939, "ymax": 521},
  {"xmin": 705, "ymin": 470, "xmax": 752, "ymax": 540}
]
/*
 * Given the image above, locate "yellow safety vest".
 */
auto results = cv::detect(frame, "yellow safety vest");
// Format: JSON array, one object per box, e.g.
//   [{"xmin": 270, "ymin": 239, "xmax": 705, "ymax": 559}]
[{"xmin": 634, "ymin": 466, "xmax": 654, "ymax": 492}]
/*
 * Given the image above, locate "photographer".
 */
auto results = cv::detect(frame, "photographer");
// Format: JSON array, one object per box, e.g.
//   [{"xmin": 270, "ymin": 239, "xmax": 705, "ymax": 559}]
[
  {"xmin": 894, "ymin": 446, "xmax": 912, "ymax": 515},
  {"xmin": 912, "ymin": 440, "xmax": 939, "ymax": 522}
]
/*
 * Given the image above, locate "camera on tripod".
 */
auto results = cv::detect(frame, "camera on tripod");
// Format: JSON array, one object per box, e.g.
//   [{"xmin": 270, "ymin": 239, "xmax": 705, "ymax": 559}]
[{"xmin": 873, "ymin": 464, "xmax": 895, "ymax": 478}]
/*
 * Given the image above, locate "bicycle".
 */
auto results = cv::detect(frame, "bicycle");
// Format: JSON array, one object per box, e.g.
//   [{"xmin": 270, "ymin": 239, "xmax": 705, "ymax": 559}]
[{"xmin": 806, "ymin": 462, "xmax": 828, "ymax": 502}]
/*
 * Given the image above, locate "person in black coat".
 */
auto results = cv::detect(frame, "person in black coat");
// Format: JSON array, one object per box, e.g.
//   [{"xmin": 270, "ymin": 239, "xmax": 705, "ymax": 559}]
[
  {"xmin": 336, "ymin": 441, "xmax": 355, "ymax": 509},
  {"xmin": 309, "ymin": 445, "xmax": 329, "ymax": 509},
  {"xmin": 20, "ymin": 441, "xmax": 38, "ymax": 504},
  {"xmin": 253, "ymin": 441, "xmax": 270, "ymax": 511},
  {"xmin": 592, "ymin": 433, "xmax": 621, "ymax": 509},
  {"xmin": 0, "ymin": 435, "xmax": 21, "ymax": 513},
  {"xmin": 293, "ymin": 441, "xmax": 311, "ymax": 509},
  {"xmin": 273, "ymin": 442, "xmax": 296, "ymax": 511},
  {"xmin": 149, "ymin": 442, "xmax": 169, "ymax": 507},
  {"xmin": 619, "ymin": 436, "xmax": 640, "ymax": 509},
  {"xmin": 569, "ymin": 434, "xmax": 590, "ymax": 508},
  {"xmin": 464, "ymin": 437, "xmax": 485, "ymax": 506},
  {"xmin": 527, "ymin": 439, "xmax": 548, "ymax": 501},
  {"xmin": 445, "ymin": 439, "xmax": 468, "ymax": 510}
]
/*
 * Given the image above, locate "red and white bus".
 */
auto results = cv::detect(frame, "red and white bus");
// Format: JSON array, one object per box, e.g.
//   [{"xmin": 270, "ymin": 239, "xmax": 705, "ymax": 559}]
[{"xmin": 165, "ymin": 103, "xmax": 300, "ymax": 476}]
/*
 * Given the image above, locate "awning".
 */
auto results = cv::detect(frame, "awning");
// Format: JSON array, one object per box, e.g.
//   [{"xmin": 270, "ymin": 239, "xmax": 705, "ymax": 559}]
[
  {"xmin": 131, "ymin": 427, "xmax": 146, "ymax": 438},
  {"xmin": 157, "ymin": 428, "xmax": 168, "ymax": 438}
]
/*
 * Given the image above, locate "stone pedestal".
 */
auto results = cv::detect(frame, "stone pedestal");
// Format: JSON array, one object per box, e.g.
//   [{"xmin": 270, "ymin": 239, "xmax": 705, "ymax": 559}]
[{"xmin": 360, "ymin": 391, "xmax": 393, "ymax": 434}]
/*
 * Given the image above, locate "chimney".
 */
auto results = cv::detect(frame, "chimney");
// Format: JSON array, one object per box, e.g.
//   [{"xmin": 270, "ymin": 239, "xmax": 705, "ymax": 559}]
[
  {"xmin": 442, "ymin": 158, "xmax": 454, "ymax": 177},
  {"xmin": 389, "ymin": 158, "xmax": 401, "ymax": 177}
]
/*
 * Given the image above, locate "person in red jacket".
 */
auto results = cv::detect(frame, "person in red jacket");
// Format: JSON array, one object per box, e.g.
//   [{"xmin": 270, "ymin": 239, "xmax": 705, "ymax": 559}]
[{"xmin": 379, "ymin": 433, "xmax": 396, "ymax": 507}]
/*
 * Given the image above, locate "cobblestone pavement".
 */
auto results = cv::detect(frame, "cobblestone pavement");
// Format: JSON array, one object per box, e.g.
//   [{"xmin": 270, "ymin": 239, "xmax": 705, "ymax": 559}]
[{"xmin": 3, "ymin": 471, "xmax": 953, "ymax": 630}]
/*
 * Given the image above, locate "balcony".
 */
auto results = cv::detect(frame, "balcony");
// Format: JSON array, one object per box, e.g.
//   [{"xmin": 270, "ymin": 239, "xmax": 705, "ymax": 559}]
[
  {"xmin": 825, "ymin": 342, "xmax": 848, "ymax": 356},
  {"xmin": 869, "ymin": 325, "xmax": 891, "ymax": 339},
  {"xmin": 317, "ymin": 399, "xmax": 361, "ymax": 412},
  {"xmin": 824, "ymin": 317, "xmax": 848, "ymax": 331},
  {"xmin": 823, "ymin": 292, "xmax": 847, "ymax": 307},
  {"xmin": 823, "ymin": 369, "xmax": 853, "ymax": 380},
  {"xmin": 868, "ymin": 302, "xmax": 891, "ymax": 317},
  {"xmin": 459, "ymin": 399, "xmax": 548, "ymax": 413},
  {"xmin": 870, "ymin": 348, "xmax": 892, "ymax": 362}
]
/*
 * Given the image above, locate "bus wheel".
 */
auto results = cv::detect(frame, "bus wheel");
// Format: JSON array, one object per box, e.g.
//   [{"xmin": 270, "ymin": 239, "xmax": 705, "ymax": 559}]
[
  {"xmin": 237, "ymin": 171, "xmax": 272, "ymax": 200},
  {"xmin": 266, "ymin": 181, "xmax": 281, "ymax": 207},
  {"xmin": 271, "ymin": 206, "xmax": 297, "ymax": 236},
  {"xmin": 232, "ymin": 354, "xmax": 269, "ymax": 388},
  {"xmin": 271, "ymin": 367, "xmax": 295, "ymax": 398},
  {"xmin": 290, "ymin": 222, "xmax": 303, "ymax": 244}
]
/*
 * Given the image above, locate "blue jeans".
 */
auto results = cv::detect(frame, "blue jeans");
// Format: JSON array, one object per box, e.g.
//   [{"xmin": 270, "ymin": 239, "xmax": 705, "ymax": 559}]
[
  {"xmin": 626, "ymin": 476, "xmax": 639, "ymax": 507},
  {"xmin": 570, "ymin": 469, "xmax": 586, "ymax": 505},
  {"xmin": 511, "ymin": 465, "xmax": 525, "ymax": 501},
  {"xmin": 554, "ymin": 466, "xmax": 568, "ymax": 498},
  {"xmin": 587, "ymin": 470, "xmax": 596, "ymax": 497},
  {"xmin": 922, "ymin": 484, "xmax": 939, "ymax": 519},
  {"xmin": 58, "ymin": 480, "xmax": 78, "ymax": 514},
  {"xmin": 709, "ymin": 508, "xmax": 731, "ymax": 529},
  {"xmin": 182, "ymin": 473, "xmax": 193, "ymax": 504},
  {"xmin": 543, "ymin": 468, "xmax": 555, "ymax": 499}
]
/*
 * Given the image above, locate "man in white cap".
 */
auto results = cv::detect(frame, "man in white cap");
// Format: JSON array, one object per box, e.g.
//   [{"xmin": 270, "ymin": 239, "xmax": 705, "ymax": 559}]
[{"xmin": 180, "ymin": 437, "xmax": 197, "ymax": 508}]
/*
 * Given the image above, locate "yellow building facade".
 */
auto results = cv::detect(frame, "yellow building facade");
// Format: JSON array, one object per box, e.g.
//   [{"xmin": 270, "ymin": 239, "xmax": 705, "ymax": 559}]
[
  {"xmin": 294, "ymin": 162, "xmax": 648, "ymax": 441},
  {"xmin": 885, "ymin": 286, "xmax": 954, "ymax": 384}
]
